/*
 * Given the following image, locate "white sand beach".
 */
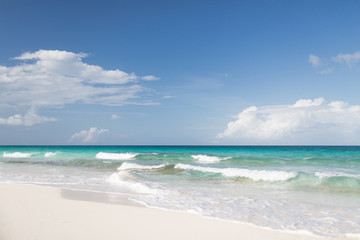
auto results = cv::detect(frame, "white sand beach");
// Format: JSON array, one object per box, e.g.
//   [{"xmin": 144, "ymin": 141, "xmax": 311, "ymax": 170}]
[{"xmin": 0, "ymin": 183, "xmax": 355, "ymax": 240}]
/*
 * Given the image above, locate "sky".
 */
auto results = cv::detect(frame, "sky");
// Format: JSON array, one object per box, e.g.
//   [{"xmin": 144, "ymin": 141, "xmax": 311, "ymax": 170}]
[{"xmin": 1, "ymin": 0, "xmax": 360, "ymax": 145}]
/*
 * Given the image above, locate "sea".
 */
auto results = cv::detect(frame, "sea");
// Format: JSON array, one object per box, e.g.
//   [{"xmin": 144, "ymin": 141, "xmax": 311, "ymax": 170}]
[{"xmin": 0, "ymin": 146, "xmax": 359, "ymax": 237}]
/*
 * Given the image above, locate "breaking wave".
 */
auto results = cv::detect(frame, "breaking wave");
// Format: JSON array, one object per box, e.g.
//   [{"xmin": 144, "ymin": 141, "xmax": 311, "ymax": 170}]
[
  {"xmin": 174, "ymin": 163, "xmax": 297, "ymax": 182},
  {"xmin": 95, "ymin": 152, "xmax": 138, "ymax": 160},
  {"xmin": 314, "ymin": 171, "xmax": 360, "ymax": 179},
  {"xmin": 2, "ymin": 152, "xmax": 33, "ymax": 158},
  {"xmin": 107, "ymin": 172, "xmax": 159, "ymax": 194},
  {"xmin": 191, "ymin": 154, "xmax": 231, "ymax": 163},
  {"xmin": 118, "ymin": 162, "xmax": 166, "ymax": 171},
  {"xmin": 45, "ymin": 152, "xmax": 57, "ymax": 158}
]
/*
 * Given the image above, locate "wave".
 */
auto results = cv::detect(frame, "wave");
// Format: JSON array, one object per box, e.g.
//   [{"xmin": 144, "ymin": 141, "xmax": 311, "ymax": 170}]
[
  {"xmin": 107, "ymin": 172, "xmax": 159, "ymax": 194},
  {"xmin": 118, "ymin": 162, "xmax": 166, "ymax": 171},
  {"xmin": 314, "ymin": 171, "xmax": 360, "ymax": 179},
  {"xmin": 2, "ymin": 152, "xmax": 33, "ymax": 158},
  {"xmin": 174, "ymin": 163, "xmax": 297, "ymax": 182},
  {"xmin": 45, "ymin": 152, "xmax": 57, "ymax": 158},
  {"xmin": 191, "ymin": 154, "xmax": 231, "ymax": 163},
  {"xmin": 95, "ymin": 152, "xmax": 138, "ymax": 160},
  {"xmin": 288, "ymin": 172, "xmax": 360, "ymax": 191}
]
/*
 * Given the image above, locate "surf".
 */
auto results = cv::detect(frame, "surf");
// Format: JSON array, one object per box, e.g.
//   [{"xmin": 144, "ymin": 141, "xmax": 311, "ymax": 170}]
[{"xmin": 95, "ymin": 152, "xmax": 138, "ymax": 160}]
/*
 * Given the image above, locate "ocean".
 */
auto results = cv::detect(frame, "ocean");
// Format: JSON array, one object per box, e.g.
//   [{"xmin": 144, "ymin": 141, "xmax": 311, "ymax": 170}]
[{"xmin": 0, "ymin": 146, "xmax": 359, "ymax": 237}]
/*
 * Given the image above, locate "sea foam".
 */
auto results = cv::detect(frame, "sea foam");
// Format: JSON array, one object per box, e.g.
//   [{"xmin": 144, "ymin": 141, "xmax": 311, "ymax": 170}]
[
  {"xmin": 174, "ymin": 163, "xmax": 297, "ymax": 182},
  {"xmin": 45, "ymin": 152, "xmax": 57, "ymax": 158},
  {"xmin": 118, "ymin": 162, "xmax": 166, "ymax": 171},
  {"xmin": 191, "ymin": 154, "xmax": 230, "ymax": 163},
  {"xmin": 2, "ymin": 152, "xmax": 33, "ymax": 158},
  {"xmin": 315, "ymin": 171, "xmax": 360, "ymax": 179},
  {"xmin": 96, "ymin": 152, "xmax": 138, "ymax": 160},
  {"xmin": 107, "ymin": 172, "xmax": 159, "ymax": 194}
]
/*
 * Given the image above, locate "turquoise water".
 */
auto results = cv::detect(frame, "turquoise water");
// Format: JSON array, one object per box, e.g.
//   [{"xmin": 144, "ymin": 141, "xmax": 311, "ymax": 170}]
[{"xmin": 1, "ymin": 146, "xmax": 360, "ymax": 236}]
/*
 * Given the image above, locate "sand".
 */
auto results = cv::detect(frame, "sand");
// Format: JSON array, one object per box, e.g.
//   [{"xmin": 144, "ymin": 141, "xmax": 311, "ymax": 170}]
[{"xmin": 0, "ymin": 183, "xmax": 355, "ymax": 240}]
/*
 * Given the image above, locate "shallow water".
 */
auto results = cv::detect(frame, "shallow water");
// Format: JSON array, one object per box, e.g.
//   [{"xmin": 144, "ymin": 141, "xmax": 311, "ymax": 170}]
[{"xmin": 1, "ymin": 146, "xmax": 359, "ymax": 237}]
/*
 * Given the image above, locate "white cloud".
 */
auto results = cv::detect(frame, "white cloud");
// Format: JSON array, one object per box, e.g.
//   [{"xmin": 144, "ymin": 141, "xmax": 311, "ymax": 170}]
[
  {"xmin": 290, "ymin": 97, "xmax": 325, "ymax": 108},
  {"xmin": 162, "ymin": 95, "xmax": 175, "ymax": 99},
  {"xmin": 309, "ymin": 54, "xmax": 320, "ymax": 67},
  {"xmin": 141, "ymin": 75, "xmax": 159, "ymax": 81},
  {"xmin": 111, "ymin": 114, "xmax": 122, "ymax": 120},
  {"xmin": 0, "ymin": 108, "xmax": 56, "ymax": 126},
  {"xmin": 12, "ymin": 50, "xmax": 137, "ymax": 84},
  {"xmin": 70, "ymin": 127, "xmax": 109, "ymax": 143},
  {"xmin": 217, "ymin": 98, "xmax": 360, "ymax": 144},
  {"xmin": 317, "ymin": 68, "xmax": 333, "ymax": 75},
  {"xmin": 0, "ymin": 50, "xmax": 157, "ymax": 126},
  {"xmin": 332, "ymin": 51, "xmax": 360, "ymax": 66}
]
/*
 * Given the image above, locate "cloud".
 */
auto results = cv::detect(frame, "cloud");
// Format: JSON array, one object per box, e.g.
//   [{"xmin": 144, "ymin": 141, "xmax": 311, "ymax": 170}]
[
  {"xmin": 111, "ymin": 114, "xmax": 122, "ymax": 120},
  {"xmin": 332, "ymin": 51, "xmax": 360, "ymax": 66},
  {"xmin": 0, "ymin": 50, "xmax": 157, "ymax": 126},
  {"xmin": 12, "ymin": 50, "xmax": 137, "ymax": 84},
  {"xmin": 70, "ymin": 127, "xmax": 109, "ymax": 143},
  {"xmin": 217, "ymin": 98, "xmax": 360, "ymax": 144},
  {"xmin": 290, "ymin": 97, "xmax": 325, "ymax": 107},
  {"xmin": 162, "ymin": 95, "xmax": 175, "ymax": 99},
  {"xmin": 0, "ymin": 108, "xmax": 56, "ymax": 126},
  {"xmin": 317, "ymin": 68, "xmax": 333, "ymax": 75},
  {"xmin": 141, "ymin": 75, "xmax": 159, "ymax": 81},
  {"xmin": 309, "ymin": 54, "xmax": 320, "ymax": 67}
]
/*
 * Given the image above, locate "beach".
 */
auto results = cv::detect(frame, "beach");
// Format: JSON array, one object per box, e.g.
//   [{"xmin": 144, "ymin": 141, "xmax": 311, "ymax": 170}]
[
  {"xmin": 1, "ymin": 146, "xmax": 360, "ymax": 238},
  {"xmin": 0, "ymin": 182, "xmax": 354, "ymax": 240},
  {"xmin": 2, "ymin": 1, "xmax": 360, "ymax": 239}
]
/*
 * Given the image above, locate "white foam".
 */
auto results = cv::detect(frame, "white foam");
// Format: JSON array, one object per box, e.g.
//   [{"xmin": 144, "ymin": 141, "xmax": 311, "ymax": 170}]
[
  {"xmin": 315, "ymin": 171, "xmax": 359, "ymax": 179},
  {"xmin": 174, "ymin": 163, "xmax": 297, "ymax": 182},
  {"xmin": 2, "ymin": 152, "xmax": 33, "ymax": 158},
  {"xmin": 118, "ymin": 162, "xmax": 166, "ymax": 171},
  {"xmin": 191, "ymin": 154, "xmax": 230, "ymax": 163},
  {"xmin": 45, "ymin": 152, "xmax": 57, "ymax": 158},
  {"xmin": 315, "ymin": 172, "xmax": 334, "ymax": 179},
  {"xmin": 95, "ymin": 152, "xmax": 138, "ymax": 160},
  {"xmin": 107, "ymin": 172, "xmax": 159, "ymax": 194}
]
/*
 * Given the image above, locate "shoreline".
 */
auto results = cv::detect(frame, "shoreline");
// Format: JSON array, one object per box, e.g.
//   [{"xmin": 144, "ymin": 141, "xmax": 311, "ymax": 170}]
[{"xmin": 0, "ymin": 182, "xmax": 356, "ymax": 240}]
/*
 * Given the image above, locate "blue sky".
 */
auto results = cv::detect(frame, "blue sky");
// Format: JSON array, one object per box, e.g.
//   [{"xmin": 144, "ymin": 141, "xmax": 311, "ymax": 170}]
[{"xmin": 1, "ymin": 0, "xmax": 360, "ymax": 145}]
